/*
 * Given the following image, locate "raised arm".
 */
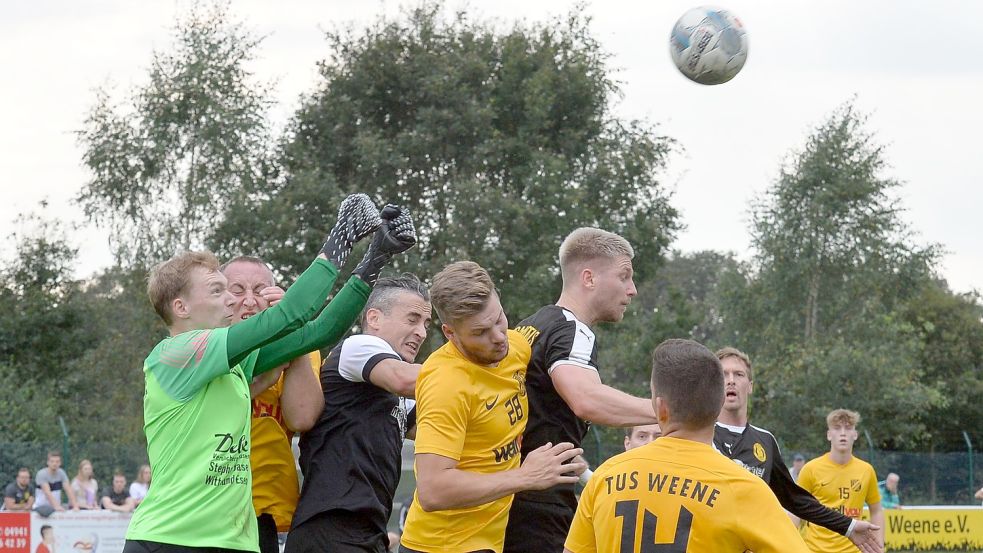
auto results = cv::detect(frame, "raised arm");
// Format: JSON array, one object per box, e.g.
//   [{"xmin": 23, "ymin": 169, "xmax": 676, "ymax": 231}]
[
  {"xmin": 227, "ymin": 194, "xmax": 382, "ymax": 367},
  {"xmin": 251, "ymin": 205, "xmax": 417, "ymax": 375}
]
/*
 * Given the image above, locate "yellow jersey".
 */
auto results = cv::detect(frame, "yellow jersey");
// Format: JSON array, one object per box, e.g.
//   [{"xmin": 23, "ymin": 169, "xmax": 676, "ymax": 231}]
[
  {"xmin": 797, "ymin": 453, "xmax": 881, "ymax": 553},
  {"xmin": 565, "ymin": 437, "xmax": 809, "ymax": 553},
  {"xmin": 249, "ymin": 351, "xmax": 321, "ymax": 531},
  {"xmin": 400, "ymin": 330, "xmax": 531, "ymax": 553}
]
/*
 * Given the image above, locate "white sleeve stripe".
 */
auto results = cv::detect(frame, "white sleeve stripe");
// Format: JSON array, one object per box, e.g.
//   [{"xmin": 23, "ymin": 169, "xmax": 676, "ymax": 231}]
[
  {"xmin": 566, "ymin": 319, "xmax": 596, "ymax": 368},
  {"xmin": 548, "ymin": 359, "xmax": 599, "ymax": 375}
]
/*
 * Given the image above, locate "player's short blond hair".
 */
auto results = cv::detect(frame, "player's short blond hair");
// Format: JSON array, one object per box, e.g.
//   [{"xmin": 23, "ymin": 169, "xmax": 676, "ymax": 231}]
[
  {"xmin": 826, "ymin": 408, "xmax": 861, "ymax": 428},
  {"xmin": 716, "ymin": 346, "xmax": 752, "ymax": 381},
  {"xmin": 558, "ymin": 227, "xmax": 634, "ymax": 284},
  {"xmin": 148, "ymin": 251, "xmax": 221, "ymax": 325},
  {"xmin": 430, "ymin": 261, "xmax": 496, "ymax": 326}
]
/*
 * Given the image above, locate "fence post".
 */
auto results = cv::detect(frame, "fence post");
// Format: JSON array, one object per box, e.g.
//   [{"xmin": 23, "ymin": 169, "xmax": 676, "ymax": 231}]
[
  {"xmin": 863, "ymin": 429, "xmax": 875, "ymax": 467},
  {"xmin": 58, "ymin": 416, "xmax": 70, "ymax": 469},
  {"xmin": 964, "ymin": 430, "xmax": 974, "ymax": 500}
]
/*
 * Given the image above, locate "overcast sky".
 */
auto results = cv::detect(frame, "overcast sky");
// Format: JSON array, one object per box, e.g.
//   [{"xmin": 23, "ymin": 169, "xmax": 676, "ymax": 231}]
[{"xmin": 2, "ymin": 0, "xmax": 981, "ymax": 293}]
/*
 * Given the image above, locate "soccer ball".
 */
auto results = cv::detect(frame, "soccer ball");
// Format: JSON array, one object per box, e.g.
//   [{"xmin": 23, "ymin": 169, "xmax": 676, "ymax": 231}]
[{"xmin": 669, "ymin": 6, "xmax": 748, "ymax": 85}]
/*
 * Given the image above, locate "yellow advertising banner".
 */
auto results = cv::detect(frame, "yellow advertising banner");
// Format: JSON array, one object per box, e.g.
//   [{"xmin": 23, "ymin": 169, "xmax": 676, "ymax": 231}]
[{"xmin": 885, "ymin": 508, "xmax": 983, "ymax": 551}]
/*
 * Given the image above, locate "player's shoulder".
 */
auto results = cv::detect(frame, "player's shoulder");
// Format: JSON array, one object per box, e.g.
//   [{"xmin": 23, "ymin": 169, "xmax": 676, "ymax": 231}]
[
  {"xmin": 506, "ymin": 328, "xmax": 532, "ymax": 360},
  {"xmin": 419, "ymin": 342, "xmax": 474, "ymax": 383},
  {"xmin": 341, "ymin": 333, "xmax": 398, "ymax": 355},
  {"xmin": 518, "ymin": 305, "xmax": 592, "ymax": 339}
]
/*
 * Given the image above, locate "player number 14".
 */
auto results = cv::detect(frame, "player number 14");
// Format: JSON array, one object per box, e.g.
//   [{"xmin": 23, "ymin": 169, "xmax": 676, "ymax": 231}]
[{"xmin": 614, "ymin": 500, "xmax": 693, "ymax": 552}]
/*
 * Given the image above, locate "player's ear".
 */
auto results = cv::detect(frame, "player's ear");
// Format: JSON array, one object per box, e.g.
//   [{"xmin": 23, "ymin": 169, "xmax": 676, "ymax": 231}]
[
  {"xmin": 440, "ymin": 322, "xmax": 455, "ymax": 343},
  {"xmin": 654, "ymin": 397, "xmax": 669, "ymax": 425},
  {"xmin": 171, "ymin": 297, "xmax": 190, "ymax": 320},
  {"xmin": 365, "ymin": 307, "xmax": 383, "ymax": 330},
  {"xmin": 581, "ymin": 266, "xmax": 595, "ymax": 290}
]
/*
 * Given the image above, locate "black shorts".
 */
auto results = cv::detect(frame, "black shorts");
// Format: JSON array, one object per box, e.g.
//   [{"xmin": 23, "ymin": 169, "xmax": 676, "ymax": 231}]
[
  {"xmin": 284, "ymin": 510, "xmax": 387, "ymax": 553},
  {"xmin": 122, "ymin": 540, "xmax": 252, "ymax": 553},
  {"xmin": 503, "ymin": 497, "xmax": 575, "ymax": 553}
]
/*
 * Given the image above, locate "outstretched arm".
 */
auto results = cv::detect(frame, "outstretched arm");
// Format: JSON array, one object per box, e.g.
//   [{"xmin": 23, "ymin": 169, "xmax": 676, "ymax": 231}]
[
  {"xmin": 252, "ymin": 204, "xmax": 417, "ymax": 375},
  {"xmin": 552, "ymin": 365, "xmax": 657, "ymax": 426},
  {"xmin": 227, "ymin": 194, "xmax": 381, "ymax": 367}
]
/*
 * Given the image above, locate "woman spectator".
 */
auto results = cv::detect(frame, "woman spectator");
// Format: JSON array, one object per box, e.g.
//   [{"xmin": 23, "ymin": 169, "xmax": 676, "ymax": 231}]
[
  {"xmin": 129, "ymin": 465, "xmax": 151, "ymax": 506},
  {"xmin": 70, "ymin": 460, "xmax": 99, "ymax": 510}
]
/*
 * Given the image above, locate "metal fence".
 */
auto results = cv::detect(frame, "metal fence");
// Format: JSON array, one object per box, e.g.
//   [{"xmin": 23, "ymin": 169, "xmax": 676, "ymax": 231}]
[{"xmin": 581, "ymin": 426, "xmax": 982, "ymax": 506}]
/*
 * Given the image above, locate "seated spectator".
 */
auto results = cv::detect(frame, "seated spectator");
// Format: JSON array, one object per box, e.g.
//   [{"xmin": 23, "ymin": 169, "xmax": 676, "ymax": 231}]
[
  {"xmin": 129, "ymin": 464, "xmax": 151, "ymax": 507},
  {"xmin": 71, "ymin": 459, "xmax": 100, "ymax": 510},
  {"xmin": 100, "ymin": 471, "xmax": 135, "ymax": 513},
  {"xmin": 3, "ymin": 467, "xmax": 35, "ymax": 511},
  {"xmin": 34, "ymin": 451, "xmax": 78, "ymax": 516},
  {"xmin": 878, "ymin": 472, "xmax": 902, "ymax": 509}
]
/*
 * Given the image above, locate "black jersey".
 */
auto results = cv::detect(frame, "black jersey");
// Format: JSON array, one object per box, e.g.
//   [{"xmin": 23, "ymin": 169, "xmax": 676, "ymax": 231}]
[
  {"xmin": 713, "ymin": 422, "xmax": 853, "ymax": 536},
  {"xmin": 293, "ymin": 335, "xmax": 414, "ymax": 537},
  {"xmin": 512, "ymin": 305, "xmax": 599, "ymax": 506}
]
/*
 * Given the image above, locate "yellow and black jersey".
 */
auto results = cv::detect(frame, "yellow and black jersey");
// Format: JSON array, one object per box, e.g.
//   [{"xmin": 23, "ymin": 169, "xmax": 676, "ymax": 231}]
[
  {"xmin": 250, "ymin": 350, "xmax": 321, "ymax": 531},
  {"xmin": 797, "ymin": 453, "xmax": 880, "ymax": 553},
  {"xmin": 565, "ymin": 437, "xmax": 810, "ymax": 553},
  {"xmin": 400, "ymin": 330, "xmax": 531, "ymax": 553}
]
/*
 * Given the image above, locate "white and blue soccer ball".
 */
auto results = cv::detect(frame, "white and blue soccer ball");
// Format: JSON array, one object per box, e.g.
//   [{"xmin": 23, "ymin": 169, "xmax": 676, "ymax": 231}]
[{"xmin": 669, "ymin": 6, "xmax": 748, "ymax": 85}]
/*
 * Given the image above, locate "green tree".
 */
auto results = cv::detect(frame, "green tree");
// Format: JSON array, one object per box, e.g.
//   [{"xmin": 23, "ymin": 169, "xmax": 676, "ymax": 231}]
[
  {"xmin": 77, "ymin": 1, "xmax": 275, "ymax": 265},
  {"xmin": 723, "ymin": 102, "xmax": 943, "ymax": 448},
  {"xmin": 213, "ymin": 4, "xmax": 679, "ymax": 330},
  {"xmin": 901, "ymin": 282, "xmax": 983, "ymax": 450}
]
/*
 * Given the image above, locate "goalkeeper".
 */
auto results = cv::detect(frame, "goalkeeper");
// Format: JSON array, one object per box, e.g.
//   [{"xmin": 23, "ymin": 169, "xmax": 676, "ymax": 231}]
[{"xmin": 123, "ymin": 195, "xmax": 416, "ymax": 553}]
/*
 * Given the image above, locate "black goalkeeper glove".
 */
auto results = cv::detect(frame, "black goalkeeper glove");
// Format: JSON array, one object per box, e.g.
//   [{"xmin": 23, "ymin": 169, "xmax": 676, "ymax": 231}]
[
  {"xmin": 320, "ymin": 193, "xmax": 382, "ymax": 269},
  {"xmin": 353, "ymin": 204, "xmax": 417, "ymax": 286}
]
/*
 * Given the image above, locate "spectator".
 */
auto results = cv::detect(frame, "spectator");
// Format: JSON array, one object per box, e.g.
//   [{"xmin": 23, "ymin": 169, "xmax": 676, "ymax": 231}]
[
  {"xmin": 35, "ymin": 525, "xmax": 54, "ymax": 553},
  {"xmin": 71, "ymin": 459, "xmax": 100, "ymax": 510},
  {"xmin": 101, "ymin": 471, "xmax": 136, "ymax": 513},
  {"xmin": 34, "ymin": 451, "xmax": 78, "ymax": 516},
  {"xmin": 3, "ymin": 467, "xmax": 35, "ymax": 512},
  {"xmin": 791, "ymin": 453, "xmax": 806, "ymax": 482},
  {"xmin": 129, "ymin": 465, "xmax": 151, "ymax": 507},
  {"xmin": 975, "ymin": 486, "xmax": 983, "ymax": 505},
  {"xmin": 878, "ymin": 472, "xmax": 902, "ymax": 509}
]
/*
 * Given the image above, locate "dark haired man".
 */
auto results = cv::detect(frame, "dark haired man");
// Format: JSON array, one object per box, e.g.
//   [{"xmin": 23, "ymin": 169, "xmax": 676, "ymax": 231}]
[
  {"xmin": 288, "ymin": 274, "xmax": 432, "ymax": 553},
  {"xmin": 565, "ymin": 339, "xmax": 809, "ymax": 553}
]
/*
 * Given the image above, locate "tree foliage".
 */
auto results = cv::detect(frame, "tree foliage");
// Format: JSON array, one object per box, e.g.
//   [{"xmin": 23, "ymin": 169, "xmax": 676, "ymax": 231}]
[
  {"xmin": 723, "ymin": 102, "xmax": 946, "ymax": 450},
  {"xmin": 77, "ymin": 2, "xmax": 274, "ymax": 265},
  {"xmin": 212, "ymin": 5, "xmax": 679, "ymax": 328}
]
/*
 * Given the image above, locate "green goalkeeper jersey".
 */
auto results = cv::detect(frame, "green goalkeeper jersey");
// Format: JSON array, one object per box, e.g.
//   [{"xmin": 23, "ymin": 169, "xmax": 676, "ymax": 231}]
[
  {"xmin": 127, "ymin": 259, "xmax": 371, "ymax": 551},
  {"xmin": 127, "ymin": 327, "xmax": 260, "ymax": 550}
]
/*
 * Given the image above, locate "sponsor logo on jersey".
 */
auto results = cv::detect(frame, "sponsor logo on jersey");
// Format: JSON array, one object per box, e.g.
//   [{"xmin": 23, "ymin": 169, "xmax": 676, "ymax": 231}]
[
  {"xmin": 514, "ymin": 325, "xmax": 540, "ymax": 346},
  {"xmin": 513, "ymin": 370, "xmax": 526, "ymax": 397},
  {"xmin": 753, "ymin": 442, "xmax": 767, "ymax": 462},
  {"xmin": 731, "ymin": 457, "xmax": 764, "ymax": 478},
  {"xmin": 493, "ymin": 435, "xmax": 522, "ymax": 463}
]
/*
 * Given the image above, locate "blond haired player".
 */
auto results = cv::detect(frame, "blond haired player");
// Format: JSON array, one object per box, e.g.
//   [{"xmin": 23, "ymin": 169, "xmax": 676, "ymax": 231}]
[
  {"xmin": 400, "ymin": 261, "xmax": 586, "ymax": 553},
  {"xmin": 506, "ymin": 227, "xmax": 657, "ymax": 553},
  {"xmin": 565, "ymin": 339, "xmax": 809, "ymax": 553},
  {"xmin": 796, "ymin": 410, "xmax": 884, "ymax": 553}
]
